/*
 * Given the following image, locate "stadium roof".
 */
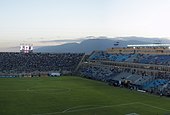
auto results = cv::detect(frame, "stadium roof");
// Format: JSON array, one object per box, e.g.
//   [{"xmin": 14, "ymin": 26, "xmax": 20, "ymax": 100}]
[{"xmin": 127, "ymin": 44, "xmax": 170, "ymax": 47}]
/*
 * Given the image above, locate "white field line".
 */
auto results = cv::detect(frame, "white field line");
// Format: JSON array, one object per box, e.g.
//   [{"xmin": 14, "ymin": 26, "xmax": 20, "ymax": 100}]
[
  {"xmin": 0, "ymin": 88, "xmax": 72, "ymax": 95},
  {"xmin": 137, "ymin": 102, "xmax": 170, "ymax": 112},
  {"xmin": 64, "ymin": 102, "xmax": 139, "ymax": 113},
  {"xmin": 32, "ymin": 102, "xmax": 139, "ymax": 115},
  {"xmin": 32, "ymin": 102, "xmax": 170, "ymax": 115},
  {"xmin": 0, "ymin": 88, "xmax": 71, "ymax": 92},
  {"xmin": 62, "ymin": 105, "xmax": 100, "ymax": 113}
]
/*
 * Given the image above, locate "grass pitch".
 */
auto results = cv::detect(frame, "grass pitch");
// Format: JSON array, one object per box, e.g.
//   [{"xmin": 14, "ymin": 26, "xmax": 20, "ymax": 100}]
[{"xmin": 0, "ymin": 76, "xmax": 170, "ymax": 115}]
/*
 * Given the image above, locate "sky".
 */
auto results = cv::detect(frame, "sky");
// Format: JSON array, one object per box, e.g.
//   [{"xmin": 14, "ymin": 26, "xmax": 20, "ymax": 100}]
[{"xmin": 0, "ymin": 0, "xmax": 170, "ymax": 51}]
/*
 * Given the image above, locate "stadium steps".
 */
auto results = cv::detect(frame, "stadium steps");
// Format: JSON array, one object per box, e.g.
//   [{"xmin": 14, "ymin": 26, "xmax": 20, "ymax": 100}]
[
  {"xmin": 125, "ymin": 54, "xmax": 137, "ymax": 62},
  {"xmin": 160, "ymin": 81, "xmax": 170, "ymax": 90},
  {"xmin": 126, "ymin": 75, "xmax": 133, "ymax": 79},
  {"xmin": 113, "ymin": 72, "xmax": 132, "ymax": 81},
  {"xmin": 75, "ymin": 54, "xmax": 86, "ymax": 72},
  {"xmin": 134, "ymin": 77, "xmax": 142, "ymax": 84}
]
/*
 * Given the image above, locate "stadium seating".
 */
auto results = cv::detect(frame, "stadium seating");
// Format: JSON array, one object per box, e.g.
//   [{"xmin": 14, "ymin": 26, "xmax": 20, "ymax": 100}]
[
  {"xmin": 78, "ymin": 65, "xmax": 119, "ymax": 82},
  {"xmin": 88, "ymin": 51, "xmax": 170, "ymax": 66},
  {"xmin": 89, "ymin": 51, "xmax": 134, "ymax": 62},
  {"xmin": 143, "ymin": 79, "xmax": 168, "ymax": 90},
  {"xmin": 0, "ymin": 52, "xmax": 84, "ymax": 74}
]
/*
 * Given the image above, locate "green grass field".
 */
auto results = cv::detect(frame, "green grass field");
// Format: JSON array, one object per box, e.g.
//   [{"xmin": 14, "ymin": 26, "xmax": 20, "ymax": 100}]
[{"xmin": 0, "ymin": 76, "xmax": 170, "ymax": 115}]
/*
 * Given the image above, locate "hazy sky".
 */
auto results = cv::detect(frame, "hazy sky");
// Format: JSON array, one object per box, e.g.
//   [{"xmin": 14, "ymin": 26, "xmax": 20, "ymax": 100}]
[{"xmin": 1, "ymin": 0, "xmax": 170, "ymax": 51}]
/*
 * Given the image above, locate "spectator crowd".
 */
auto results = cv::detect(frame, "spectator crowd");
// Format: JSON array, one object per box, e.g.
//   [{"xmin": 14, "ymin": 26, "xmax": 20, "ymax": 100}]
[{"xmin": 0, "ymin": 52, "xmax": 84, "ymax": 74}]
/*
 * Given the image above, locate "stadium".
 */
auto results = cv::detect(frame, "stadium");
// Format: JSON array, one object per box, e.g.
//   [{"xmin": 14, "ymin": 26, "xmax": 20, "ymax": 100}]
[{"xmin": 1, "ymin": 43, "xmax": 170, "ymax": 115}]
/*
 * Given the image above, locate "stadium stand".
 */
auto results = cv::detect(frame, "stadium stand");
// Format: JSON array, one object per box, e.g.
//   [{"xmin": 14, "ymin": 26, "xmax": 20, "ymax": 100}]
[
  {"xmin": 88, "ymin": 51, "xmax": 170, "ymax": 66},
  {"xmin": 0, "ymin": 52, "xmax": 84, "ymax": 75},
  {"xmin": 143, "ymin": 79, "xmax": 168, "ymax": 90},
  {"xmin": 78, "ymin": 64, "xmax": 119, "ymax": 82},
  {"xmin": 78, "ymin": 45, "xmax": 170, "ymax": 97}
]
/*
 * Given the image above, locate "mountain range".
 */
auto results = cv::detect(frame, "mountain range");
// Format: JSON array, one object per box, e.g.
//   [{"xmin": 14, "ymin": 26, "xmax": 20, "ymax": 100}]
[{"xmin": 35, "ymin": 36, "xmax": 170, "ymax": 54}]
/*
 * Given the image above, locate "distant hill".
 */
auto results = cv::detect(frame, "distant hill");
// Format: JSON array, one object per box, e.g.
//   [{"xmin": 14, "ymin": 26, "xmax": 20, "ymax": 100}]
[{"xmin": 35, "ymin": 36, "xmax": 170, "ymax": 53}]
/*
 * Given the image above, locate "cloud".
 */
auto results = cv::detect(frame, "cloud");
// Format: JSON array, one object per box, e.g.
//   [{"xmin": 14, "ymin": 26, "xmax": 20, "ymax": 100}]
[{"xmin": 38, "ymin": 39, "xmax": 83, "ymax": 43}]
